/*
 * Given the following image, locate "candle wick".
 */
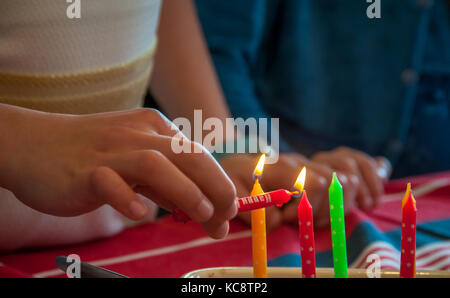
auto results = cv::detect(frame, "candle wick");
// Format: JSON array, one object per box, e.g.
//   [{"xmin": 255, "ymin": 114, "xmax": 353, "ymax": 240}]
[
  {"xmin": 252, "ymin": 174, "xmax": 262, "ymax": 182},
  {"xmin": 291, "ymin": 190, "xmax": 303, "ymax": 199}
]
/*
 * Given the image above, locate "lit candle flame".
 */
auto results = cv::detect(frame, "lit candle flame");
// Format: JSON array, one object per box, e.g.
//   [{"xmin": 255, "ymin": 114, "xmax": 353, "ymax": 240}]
[
  {"xmin": 294, "ymin": 167, "xmax": 306, "ymax": 192},
  {"xmin": 253, "ymin": 154, "xmax": 266, "ymax": 179}
]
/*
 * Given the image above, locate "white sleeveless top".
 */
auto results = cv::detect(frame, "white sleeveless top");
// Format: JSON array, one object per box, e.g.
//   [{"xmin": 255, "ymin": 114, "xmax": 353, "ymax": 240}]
[
  {"xmin": 0, "ymin": 0, "xmax": 162, "ymax": 74},
  {"xmin": 0, "ymin": 0, "xmax": 162, "ymax": 114}
]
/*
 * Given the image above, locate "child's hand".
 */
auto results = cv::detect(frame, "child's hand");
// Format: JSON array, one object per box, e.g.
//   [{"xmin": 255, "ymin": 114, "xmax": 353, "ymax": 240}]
[{"xmin": 0, "ymin": 104, "xmax": 237, "ymax": 239}]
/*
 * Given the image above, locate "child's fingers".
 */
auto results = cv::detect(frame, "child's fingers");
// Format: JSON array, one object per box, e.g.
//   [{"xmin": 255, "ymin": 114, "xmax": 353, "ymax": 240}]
[
  {"xmin": 129, "ymin": 133, "xmax": 238, "ymax": 222},
  {"xmin": 90, "ymin": 166, "xmax": 148, "ymax": 220},
  {"xmin": 231, "ymin": 173, "xmax": 282, "ymax": 230},
  {"xmin": 114, "ymin": 108, "xmax": 182, "ymax": 138},
  {"xmin": 201, "ymin": 220, "xmax": 230, "ymax": 239},
  {"xmin": 133, "ymin": 185, "xmax": 177, "ymax": 212},
  {"xmin": 135, "ymin": 186, "xmax": 231, "ymax": 239},
  {"xmin": 108, "ymin": 150, "xmax": 215, "ymax": 224},
  {"xmin": 116, "ymin": 150, "xmax": 235, "ymax": 240}
]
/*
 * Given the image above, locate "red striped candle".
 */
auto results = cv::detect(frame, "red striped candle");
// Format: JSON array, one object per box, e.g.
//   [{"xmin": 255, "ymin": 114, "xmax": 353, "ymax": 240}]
[
  {"xmin": 298, "ymin": 191, "xmax": 316, "ymax": 278},
  {"xmin": 400, "ymin": 189, "xmax": 417, "ymax": 278},
  {"xmin": 172, "ymin": 189, "xmax": 297, "ymax": 223},
  {"xmin": 236, "ymin": 189, "xmax": 294, "ymax": 212}
]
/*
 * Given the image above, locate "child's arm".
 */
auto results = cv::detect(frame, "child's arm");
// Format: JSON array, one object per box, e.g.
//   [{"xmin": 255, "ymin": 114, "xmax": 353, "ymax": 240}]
[{"xmin": 0, "ymin": 187, "xmax": 125, "ymax": 252}]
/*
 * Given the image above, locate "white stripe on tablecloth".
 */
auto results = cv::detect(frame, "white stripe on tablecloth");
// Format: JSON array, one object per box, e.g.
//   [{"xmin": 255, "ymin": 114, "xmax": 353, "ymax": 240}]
[
  {"xmin": 417, "ymin": 249, "xmax": 450, "ymax": 266},
  {"xmin": 383, "ymin": 178, "xmax": 450, "ymax": 203},
  {"xmin": 351, "ymin": 241, "xmax": 450, "ymax": 270},
  {"xmin": 379, "ymin": 260, "xmax": 400, "ymax": 269},
  {"xmin": 350, "ymin": 241, "xmax": 398, "ymax": 268},
  {"xmin": 33, "ymin": 230, "xmax": 252, "ymax": 278},
  {"xmin": 361, "ymin": 250, "xmax": 450, "ymax": 270},
  {"xmin": 417, "ymin": 241, "xmax": 450, "ymax": 256},
  {"xmin": 360, "ymin": 254, "xmax": 400, "ymax": 269},
  {"xmin": 423, "ymin": 259, "xmax": 450, "ymax": 270}
]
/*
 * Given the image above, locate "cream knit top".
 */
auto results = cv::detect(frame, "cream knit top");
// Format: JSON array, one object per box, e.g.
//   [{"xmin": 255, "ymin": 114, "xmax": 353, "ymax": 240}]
[{"xmin": 0, "ymin": 0, "xmax": 162, "ymax": 114}]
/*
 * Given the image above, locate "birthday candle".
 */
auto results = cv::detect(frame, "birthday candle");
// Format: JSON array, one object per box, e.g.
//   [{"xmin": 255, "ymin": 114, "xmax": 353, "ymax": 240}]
[
  {"xmin": 328, "ymin": 173, "xmax": 348, "ymax": 278},
  {"xmin": 294, "ymin": 168, "xmax": 316, "ymax": 278},
  {"xmin": 251, "ymin": 154, "xmax": 267, "ymax": 278},
  {"xmin": 172, "ymin": 189, "xmax": 297, "ymax": 223},
  {"xmin": 298, "ymin": 191, "xmax": 316, "ymax": 278},
  {"xmin": 400, "ymin": 183, "xmax": 417, "ymax": 278}
]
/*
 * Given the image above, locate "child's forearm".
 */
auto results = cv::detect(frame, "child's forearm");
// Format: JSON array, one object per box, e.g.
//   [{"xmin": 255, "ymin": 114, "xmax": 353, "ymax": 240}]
[
  {"xmin": 0, "ymin": 186, "xmax": 126, "ymax": 252},
  {"xmin": 150, "ymin": 0, "xmax": 235, "ymax": 143},
  {"xmin": 0, "ymin": 104, "xmax": 35, "ymax": 191}
]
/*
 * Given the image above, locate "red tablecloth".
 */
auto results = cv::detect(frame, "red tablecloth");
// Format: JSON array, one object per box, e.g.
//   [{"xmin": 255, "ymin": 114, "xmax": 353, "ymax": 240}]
[{"xmin": 1, "ymin": 172, "xmax": 449, "ymax": 278}]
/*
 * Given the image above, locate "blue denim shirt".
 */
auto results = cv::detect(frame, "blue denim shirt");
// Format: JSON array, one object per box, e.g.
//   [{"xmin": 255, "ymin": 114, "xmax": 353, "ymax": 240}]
[{"xmin": 195, "ymin": 0, "xmax": 450, "ymax": 178}]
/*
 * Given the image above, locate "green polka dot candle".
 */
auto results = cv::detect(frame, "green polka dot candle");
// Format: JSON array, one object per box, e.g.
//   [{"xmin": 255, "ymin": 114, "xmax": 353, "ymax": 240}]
[{"xmin": 328, "ymin": 173, "xmax": 348, "ymax": 278}]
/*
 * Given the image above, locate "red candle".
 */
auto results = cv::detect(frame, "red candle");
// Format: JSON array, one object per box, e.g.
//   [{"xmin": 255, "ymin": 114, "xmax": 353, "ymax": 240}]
[
  {"xmin": 400, "ymin": 190, "xmax": 417, "ymax": 278},
  {"xmin": 172, "ymin": 189, "xmax": 298, "ymax": 223},
  {"xmin": 298, "ymin": 191, "xmax": 316, "ymax": 278}
]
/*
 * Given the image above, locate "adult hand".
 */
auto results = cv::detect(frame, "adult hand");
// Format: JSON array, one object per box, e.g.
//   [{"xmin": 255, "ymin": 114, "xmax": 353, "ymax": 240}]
[
  {"xmin": 219, "ymin": 153, "xmax": 358, "ymax": 229},
  {"xmin": 311, "ymin": 147, "xmax": 391, "ymax": 211},
  {"xmin": 219, "ymin": 149, "xmax": 391, "ymax": 229}
]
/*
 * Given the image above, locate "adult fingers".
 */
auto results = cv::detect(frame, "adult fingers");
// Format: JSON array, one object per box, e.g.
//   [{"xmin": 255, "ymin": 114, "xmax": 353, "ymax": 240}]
[
  {"xmin": 286, "ymin": 154, "xmax": 354, "ymax": 199},
  {"xmin": 312, "ymin": 152, "xmax": 363, "ymax": 210},
  {"xmin": 262, "ymin": 154, "xmax": 307, "ymax": 191},
  {"xmin": 334, "ymin": 148, "xmax": 384, "ymax": 208},
  {"xmin": 281, "ymin": 195, "xmax": 301, "ymax": 224},
  {"xmin": 299, "ymin": 168, "xmax": 329, "ymax": 214},
  {"xmin": 375, "ymin": 156, "xmax": 392, "ymax": 181}
]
